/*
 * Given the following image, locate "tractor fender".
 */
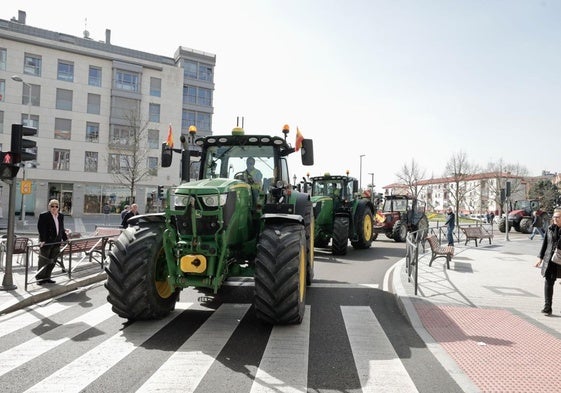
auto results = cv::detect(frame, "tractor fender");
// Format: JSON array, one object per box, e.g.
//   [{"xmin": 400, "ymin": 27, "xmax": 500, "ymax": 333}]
[
  {"xmin": 127, "ymin": 213, "xmax": 166, "ymax": 227},
  {"xmin": 261, "ymin": 213, "xmax": 304, "ymax": 225}
]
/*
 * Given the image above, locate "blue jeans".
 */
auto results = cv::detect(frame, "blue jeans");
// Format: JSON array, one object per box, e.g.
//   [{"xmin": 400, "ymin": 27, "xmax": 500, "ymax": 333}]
[
  {"xmin": 447, "ymin": 227, "xmax": 454, "ymax": 245},
  {"xmin": 530, "ymin": 227, "xmax": 545, "ymax": 240}
]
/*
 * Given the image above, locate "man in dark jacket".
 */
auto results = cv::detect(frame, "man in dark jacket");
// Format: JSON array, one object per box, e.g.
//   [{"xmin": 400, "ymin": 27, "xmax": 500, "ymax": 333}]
[
  {"xmin": 121, "ymin": 203, "xmax": 138, "ymax": 228},
  {"xmin": 445, "ymin": 207, "xmax": 455, "ymax": 246},
  {"xmin": 535, "ymin": 208, "xmax": 561, "ymax": 316},
  {"xmin": 36, "ymin": 199, "xmax": 68, "ymax": 284}
]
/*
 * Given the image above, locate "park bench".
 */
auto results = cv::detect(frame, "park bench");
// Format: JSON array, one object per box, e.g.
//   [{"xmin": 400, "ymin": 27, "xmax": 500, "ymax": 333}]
[
  {"xmin": 93, "ymin": 226, "xmax": 122, "ymax": 250},
  {"xmin": 460, "ymin": 226, "xmax": 493, "ymax": 247},
  {"xmin": 425, "ymin": 234, "xmax": 454, "ymax": 269}
]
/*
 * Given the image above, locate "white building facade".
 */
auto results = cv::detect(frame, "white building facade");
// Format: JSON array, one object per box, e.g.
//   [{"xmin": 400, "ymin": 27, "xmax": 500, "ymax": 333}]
[{"xmin": 0, "ymin": 10, "xmax": 215, "ymax": 218}]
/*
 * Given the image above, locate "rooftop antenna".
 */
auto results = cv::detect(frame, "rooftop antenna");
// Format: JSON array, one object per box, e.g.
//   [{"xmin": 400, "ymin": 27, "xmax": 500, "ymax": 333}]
[{"xmin": 83, "ymin": 17, "xmax": 90, "ymax": 39}]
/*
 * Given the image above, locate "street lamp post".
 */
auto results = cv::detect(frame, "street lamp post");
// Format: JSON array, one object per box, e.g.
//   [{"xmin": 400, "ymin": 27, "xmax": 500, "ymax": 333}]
[
  {"xmin": 11, "ymin": 75, "xmax": 31, "ymax": 224},
  {"xmin": 359, "ymin": 155, "xmax": 365, "ymax": 191}
]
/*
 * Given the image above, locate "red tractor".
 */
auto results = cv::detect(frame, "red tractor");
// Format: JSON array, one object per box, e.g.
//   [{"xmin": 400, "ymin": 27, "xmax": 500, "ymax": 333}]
[
  {"xmin": 372, "ymin": 195, "xmax": 429, "ymax": 242},
  {"xmin": 499, "ymin": 199, "xmax": 549, "ymax": 234}
]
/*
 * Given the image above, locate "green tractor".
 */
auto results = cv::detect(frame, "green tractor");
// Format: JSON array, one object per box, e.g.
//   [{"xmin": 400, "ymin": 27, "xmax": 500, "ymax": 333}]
[
  {"xmin": 309, "ymin": 174, "xmax": 376, "ymax": 255},
  {"xmin": 105, "ymin": 125, "xmax": 314, "ymax": 325}
]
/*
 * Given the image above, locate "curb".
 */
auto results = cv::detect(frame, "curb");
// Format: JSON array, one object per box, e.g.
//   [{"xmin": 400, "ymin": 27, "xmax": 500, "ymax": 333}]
[{"xmin": 0, "ymin": 273, "xmax": 107, "ymax": 315}]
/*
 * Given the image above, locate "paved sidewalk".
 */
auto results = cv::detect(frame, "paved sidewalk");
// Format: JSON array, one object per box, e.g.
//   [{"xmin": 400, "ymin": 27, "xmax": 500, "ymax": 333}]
[{"xmin": 392, "ymin": 231, "xmax": 561, "ymax": 393}]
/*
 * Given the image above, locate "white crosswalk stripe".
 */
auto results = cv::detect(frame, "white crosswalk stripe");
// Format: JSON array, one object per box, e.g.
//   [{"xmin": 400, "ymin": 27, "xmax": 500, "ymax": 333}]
[
  {"xmin": 136, "ymin": 303, "xmax": 251, "ymax": 392},
  {"xmin": 0, "ymin": 301, "xmax": 421, "ymax": 392},
  {"xmin": 0, "ymin": 302, "xmax": 71, "ymax": 338},
  {"xmin": 22, "ymin": 302, "xmax": 193, "ymax": 393},
  {"xmin": 341, "ymin": 306, "xmax": 418, "ymax": 393}
]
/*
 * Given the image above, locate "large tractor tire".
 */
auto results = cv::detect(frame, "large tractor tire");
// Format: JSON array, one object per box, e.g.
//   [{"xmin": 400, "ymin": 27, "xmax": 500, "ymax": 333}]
[
  {"xmin": 392, "ymin": 220, "xmax": 407, "ymax": 242},
  {"xmin": 105, "ymin": 224, "xmax": 177, "ymax": 320},
  {"xmin": 351, "ymin": 204, "xmax": 373, "ymax": 249},
  {"xmin": 254, "ymin": 223, "xmax": 307, "ymax": 325},
  {"xmin": 332, "ymin": 216, "xmax": 350, "ymax": 255},
  {"xmin": 304, "ymin": 205, "xmax": 315, "ymax": 286},
  {"xmin": 519, "ymin": 217, "xmax": 533, "ymax": 234},
  {"xmin": 415, "ymin": 215, "xmax": 429, "ymax": 239},
  {"xmin": 498, "ymin": 218, "xmax": 509, "ymax": 233}
]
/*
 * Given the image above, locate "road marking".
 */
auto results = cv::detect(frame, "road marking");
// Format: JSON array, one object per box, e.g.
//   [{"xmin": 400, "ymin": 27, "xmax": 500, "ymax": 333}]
[
  {"xmin": 250, "ymin": 305, "xmax": 310, "ymax": 393},
  {"xmin": 0, "ymin": 302, "xmax": 72, "ymax": 338},
  {"xmin": 0, "ymin": 303, "xmax": 113, "ymax": 377},
  {"xmin": 137, "ymin": 303, "xmax": 251, "ymax": 392},
  {"xmin": 341, "ymin": 306, "xmax": 418, "ymax": 393},
  {"xmin": 224, "ymin": 279, "xmax": 379, "ymax": 289}
]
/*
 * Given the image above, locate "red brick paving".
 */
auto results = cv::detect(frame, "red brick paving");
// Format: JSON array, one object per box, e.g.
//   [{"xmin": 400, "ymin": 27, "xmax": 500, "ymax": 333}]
[{"xmin": 415, "ymin": 303, "xmax": 561, "ymax": 393}]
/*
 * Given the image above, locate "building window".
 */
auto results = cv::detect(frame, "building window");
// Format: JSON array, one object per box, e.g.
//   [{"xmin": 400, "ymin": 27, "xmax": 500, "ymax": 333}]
[
  {"xmin": 149, "ymin": 103, "xmax": 160, "ymax": 122},
  {"xmin": 115, "ymin": 70, "xmax": 139, "ymax": 92},
  {"xmin": 150, "ymin": 77, "xmax": 161, "ymax": 97},
  {"xmin": 88, "ymin": 66, "xmax": 102, "ymax": 87},
  {"xmin": 0, "ymin": 48, "xmax": 6, "ymax": 70},
  {"xmin": 57, "ymin": 60, "xmax": 74, "ymax": 82},
  {"xmin": 148, "ymin": 129, "xmax": 159, "ymax": 149},
  {"xmin": 184, "ymin": 85, "xmax": 196, "ymax": 104},
  {"xmin": 0, "ymin": 79, "xmax": 4, "ymax": 102},
  {"xmin": 86, "ymin": 122, "xmax": 99, "ymax": 142},
  {"xmin": 87, "ymin": 93, "xmax": 101, "ymax": 114},
  {"xmin": 196, "ymin": 112, "xmax": 211, "ymax": 133},
  {"xmin": 111, "ymin": 96, "xmax": 140, "ymax": 123},
  {"xmin": 108, "ymin": 153, "xmax": 132, "ymax": 174},
  {"xmin": 197, "ymin": 87, "xmax": 212, "ymax": 106},
  {"xmin": 22, "ymin": 84, "xmax": 41, "ymax": 107},
  {"xmin": 0, "ymin": 111, "xmax": 4, "ymax": 134},
  {"xmin": 24, "ymin": 53, "xmax": 42, "ymax": 76},
  {"xmin": 22, "ymin": 114, "xmax": 39, "ymax": 129},
  {"xmin": 85, "ymin": 151, "xmax": 98, "ymax": 172},
  {"xmin": 110, "ymin": 126, "xmax": 133, "ymax": 147},
  {"xmin": 183, "ymin": 60, "xmax": 197, "ymax": 79},
  {"xmin": 182, "ymin": 110, "xmax": 196, "ymax": 131},
  {"xmin": 53, "ymin": 149, "xmax": 70, "ymax": 170},
  {"xmin": 148, "ymin": 157, "xmax": 158, "ymax": 176},
  {"xmin": 198, "ymin": 63, "xmax": 213, "ymax": 82},
  {"xmin": 56, "ymin": 88, "xmax": 73, "ymax": 111},
  {"xmin": 54, "ymin": 118, "xmax": 72, "ymax": 140}
]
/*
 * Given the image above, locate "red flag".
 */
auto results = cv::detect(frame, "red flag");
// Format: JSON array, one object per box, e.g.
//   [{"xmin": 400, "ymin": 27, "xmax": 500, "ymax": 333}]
[
  {"xmin": 166, "ymin": 124, "xmax": 174, "ymax": 148},
  {"xmin": 295, "ymin": 127, "xmax": 304, "ymax": 151}
]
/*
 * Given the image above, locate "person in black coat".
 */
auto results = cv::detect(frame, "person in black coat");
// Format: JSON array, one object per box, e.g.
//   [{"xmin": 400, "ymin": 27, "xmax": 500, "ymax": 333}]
[
  {"xmin": 121, "ymin": 203, "xmax": 139, "ymax": 228},
  {"xmin": 535, "ymin": 208, "xmax": 561, "ymax": 316},
  {"xmin": 35, "ymin": 199, "xmax": 68, "ymax": 284}
]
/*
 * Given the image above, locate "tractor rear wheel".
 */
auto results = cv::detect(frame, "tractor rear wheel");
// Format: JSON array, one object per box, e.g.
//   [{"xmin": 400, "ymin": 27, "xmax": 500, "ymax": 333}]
[
  {"xmin": 254, "ymin": 223, "xmax": 307, "ymax": 325},
  {"xmin": 498, "ymin": 218, "xmax": 509, "ymax": 232},
  {"xmin": 351, "ymin": 204, "xmax": 373, "ymax": 249},
  {"xmin": 105, "ymin": 224, "xmax": 177, "ymax": 320},
  {"xmin": 332, "ymin": 216, "xmax": 349, "ymax": 255},
  {"xmin": 392, "ymin": 220, "xmax": 407, "ymax": 242}
]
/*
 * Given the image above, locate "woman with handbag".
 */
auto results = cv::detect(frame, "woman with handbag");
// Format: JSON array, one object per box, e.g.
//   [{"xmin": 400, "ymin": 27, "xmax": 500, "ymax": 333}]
[{"xmin": 535, "ymin": 208, "xmax": 561, "ymax": 316}]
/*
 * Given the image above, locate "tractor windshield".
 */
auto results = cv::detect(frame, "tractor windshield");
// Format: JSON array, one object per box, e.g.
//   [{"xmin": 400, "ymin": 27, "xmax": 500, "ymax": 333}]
[
  {"xmin": 202, "ymin": 145, "xmax": 275, "ymax": 187},
  {"xmin": 312, "ymin": 180, "xmax": 344, "ymax": 198},
  {"xmin": 383, "ymin": 198, "xmax": 408, "ymax": 212}
]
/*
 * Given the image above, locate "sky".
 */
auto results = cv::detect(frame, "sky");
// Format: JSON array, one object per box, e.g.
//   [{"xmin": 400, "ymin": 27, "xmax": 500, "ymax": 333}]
[{"xmin": 9, "ymin": 0, "xmax": 561, "ymax": 190}]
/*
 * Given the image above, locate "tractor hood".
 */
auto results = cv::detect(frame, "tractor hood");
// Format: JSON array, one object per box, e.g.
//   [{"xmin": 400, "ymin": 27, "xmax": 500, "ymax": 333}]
[{"xmin": 175, "ymin": 178, "xmax": 245, "ymax": 195}]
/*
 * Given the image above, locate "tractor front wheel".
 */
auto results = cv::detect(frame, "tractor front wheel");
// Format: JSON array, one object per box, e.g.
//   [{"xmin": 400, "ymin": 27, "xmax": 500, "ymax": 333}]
[
  {"xmin": 105, "ymin": 224, "xmax": 177, "ymax": 321},
  {"xmin": 392, "ymin": 220, "xmax": 407, "ymax": 242},
  {"xmin": 332, "ymin": 216, "xmax": 350, "ymax": 255},
  {"xmin": 254, "ymin": 223, "xmax": 307, "ymax": 324}
]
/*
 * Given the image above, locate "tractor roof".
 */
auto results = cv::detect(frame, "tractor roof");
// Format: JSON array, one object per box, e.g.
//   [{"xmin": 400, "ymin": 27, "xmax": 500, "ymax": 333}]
[{"xmin": 195, "ymin": 134, "xmax": 294, "ymax": 156}]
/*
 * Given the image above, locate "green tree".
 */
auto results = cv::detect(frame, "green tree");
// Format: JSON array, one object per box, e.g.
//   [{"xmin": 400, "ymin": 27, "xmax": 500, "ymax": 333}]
[{"xmin": 528, "ymin": 180, "xmax": 559, "ymax": 213}]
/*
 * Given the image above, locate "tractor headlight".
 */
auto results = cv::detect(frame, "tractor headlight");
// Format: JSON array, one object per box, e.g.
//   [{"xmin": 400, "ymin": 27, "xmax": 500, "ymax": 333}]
[
  {"xmin": 202, "ymin": 194, "xmax": 228, "ymax": 207},
  {"xmin": 174, "ymin": 195, "xmax": 192, "ymax": 208}
]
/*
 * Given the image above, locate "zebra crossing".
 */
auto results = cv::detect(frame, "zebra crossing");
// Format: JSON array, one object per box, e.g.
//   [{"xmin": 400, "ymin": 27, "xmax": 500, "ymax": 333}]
[{"xmin": 0, "ymin": 293, "xmax": 420, "ymax": 393}]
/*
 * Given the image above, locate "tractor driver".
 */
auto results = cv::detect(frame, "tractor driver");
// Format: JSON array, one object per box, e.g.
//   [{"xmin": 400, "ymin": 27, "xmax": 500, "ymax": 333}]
[{"xmin": 245, "ymin": 157, "xmax": 263, "ymax": 188}]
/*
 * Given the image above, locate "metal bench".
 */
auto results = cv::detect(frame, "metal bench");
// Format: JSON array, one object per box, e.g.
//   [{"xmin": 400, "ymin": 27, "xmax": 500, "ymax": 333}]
[
  {"xmin": 425, "ymin": 234, "xmax": 453, "ymax": 269},
  {"xmin": 460, "ymin": 226, "xmax": 493, "ymax": 247}
]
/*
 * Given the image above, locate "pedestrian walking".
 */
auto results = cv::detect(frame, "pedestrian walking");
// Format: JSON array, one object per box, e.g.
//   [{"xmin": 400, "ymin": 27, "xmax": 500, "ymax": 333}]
[
  {"xmin": 529, "ymin": 211, "xmax": 545, "ymax": 240},
  {"xmin": 534, "ymin": 208, "xmax": 561, "ymax": 316},
  {"xmin": 445, "ymin": 207, "xmax": 455, "ymax": 246},
  {"xmin": 35, "ymin": 199, "xmax": 69, "ymax": 285},
  {"xmin": 120, "ymin": 204, "xmax": 130, "ymax": 221}
]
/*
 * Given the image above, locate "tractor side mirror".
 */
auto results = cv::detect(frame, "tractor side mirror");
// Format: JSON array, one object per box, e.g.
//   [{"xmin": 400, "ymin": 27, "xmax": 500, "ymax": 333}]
[{"xmin": 301, "ymin": 139, "xmax": 314, "ymax": 166}]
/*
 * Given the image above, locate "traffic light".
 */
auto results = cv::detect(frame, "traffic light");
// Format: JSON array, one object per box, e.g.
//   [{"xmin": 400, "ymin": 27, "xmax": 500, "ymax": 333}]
[
  {"xmin": 157, "ymin": 185, "xmax": 164, "ymax": 200},
  {"xmin": 0, "ymin": 152, "xmax": 20, "ymax": 180},
  {"xmin": 11, "ymin": 123, "xmax": 37, "ymax": 164},
  {"xmin": 161, "ymin": 143, "xmax": 172, "ymax": 167}
]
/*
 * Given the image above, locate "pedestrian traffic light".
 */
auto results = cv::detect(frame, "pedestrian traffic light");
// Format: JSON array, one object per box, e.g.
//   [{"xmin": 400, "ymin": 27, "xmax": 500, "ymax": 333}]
[
  {"xmin": 157, "ymin": 185, "xmax": 164, "ymax": 200},
  {"xmin": 11, "ymin": 123, "xmax": 37, "ymax": 164},
  {"xmin": 0, "ymin": 152, "xmax": 20, "ymax": 180}
]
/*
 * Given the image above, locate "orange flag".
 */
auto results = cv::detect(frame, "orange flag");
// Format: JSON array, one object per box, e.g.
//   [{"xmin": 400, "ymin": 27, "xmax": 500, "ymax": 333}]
[
  {"xmin": 166, "ymin": 124, "xmax": 174, "ymax": 148},
  {"xmin": 295, "ymin": 127, "xmax": 304, "ymax": 151}
]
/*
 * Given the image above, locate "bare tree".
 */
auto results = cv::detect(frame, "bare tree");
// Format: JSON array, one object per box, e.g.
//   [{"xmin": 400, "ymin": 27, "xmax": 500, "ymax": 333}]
[
  {"xmin": 108, "ymin": 107, "xmax": 153, "ymax": 202},
  {"xmin": 485, "ymin": 159, "xmax": 528, "ymax": 214},
  {"xmin": 443, "ymin": 151, "xmax": 478, "ymax": 221},
  {"xmin": 395, "ymin": 158, "xmax": 426, "ymax": 199}
]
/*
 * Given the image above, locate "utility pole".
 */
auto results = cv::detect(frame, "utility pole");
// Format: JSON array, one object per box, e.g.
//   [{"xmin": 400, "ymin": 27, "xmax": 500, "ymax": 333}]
[
  {"xmin": 359, "ymin": 154, "xmax": 365, "ymax": 191},
  {"xmin": 0, "ymin": 178, "xmax": 18, "ymax": 290}
]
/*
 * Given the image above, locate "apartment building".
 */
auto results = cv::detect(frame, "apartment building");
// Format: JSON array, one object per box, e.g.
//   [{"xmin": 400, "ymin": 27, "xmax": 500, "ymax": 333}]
[{"xmin": 0, "ymin": 10, "xmax": 215, "ymax": 218}]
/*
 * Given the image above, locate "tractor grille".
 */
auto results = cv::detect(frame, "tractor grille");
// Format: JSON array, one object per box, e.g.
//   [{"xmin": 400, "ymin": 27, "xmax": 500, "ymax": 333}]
[{"xmin": 176, "ymin": 214, "xmax": 220, "ymax": 237}]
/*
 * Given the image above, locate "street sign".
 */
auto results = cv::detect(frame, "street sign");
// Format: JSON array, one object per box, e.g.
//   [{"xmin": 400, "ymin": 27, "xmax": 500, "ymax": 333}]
[{"xmin": 20, "ymin": 179, "xmax": 32, "ymax": 194}]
